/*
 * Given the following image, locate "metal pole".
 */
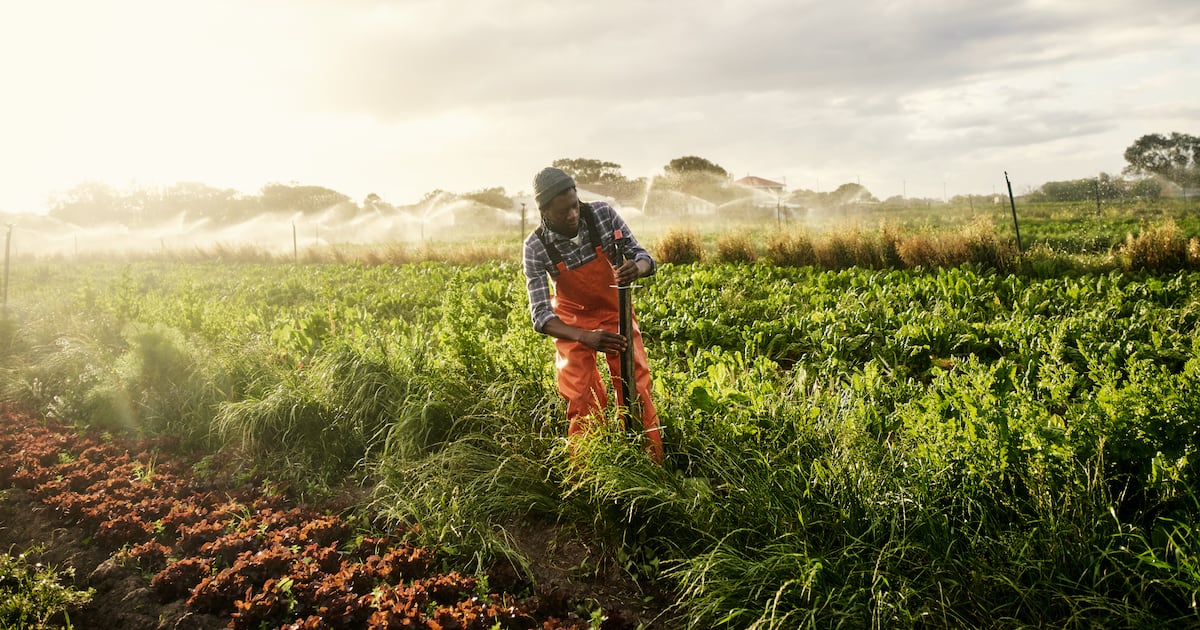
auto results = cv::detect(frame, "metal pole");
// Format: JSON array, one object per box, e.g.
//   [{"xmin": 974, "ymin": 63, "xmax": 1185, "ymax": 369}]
[
  {"xmin": 1005, "ymin": 171, "xmax": 1023, "ymax": 254},
  {"xmin": 611, "ymin": 230, "xmax": 639, "ymax": 432},
  {"xmin": 293, "ymin": 222, "xmax": 298, "ymax": 262}
]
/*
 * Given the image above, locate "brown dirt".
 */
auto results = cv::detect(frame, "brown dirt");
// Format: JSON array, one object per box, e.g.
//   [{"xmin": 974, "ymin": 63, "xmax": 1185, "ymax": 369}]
[
  {"xmin": 0, "ymin": 409, "xmax": 678, "ymax": 629},
  {"xmin": 0, "ymin": 487, "xmax": 224, "ymax": 629}
]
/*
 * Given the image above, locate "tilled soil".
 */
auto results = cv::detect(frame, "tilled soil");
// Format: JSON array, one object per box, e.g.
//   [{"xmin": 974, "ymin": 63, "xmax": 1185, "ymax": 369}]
[{"xmin": 0, "ymin": 407, "xmax": 671, "ymax": 629}]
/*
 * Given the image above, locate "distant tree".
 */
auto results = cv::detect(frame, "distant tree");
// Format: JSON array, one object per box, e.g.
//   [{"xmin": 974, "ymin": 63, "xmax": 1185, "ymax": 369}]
[
  {"xmin": 1096, "ymin": 173, "xmax": 1126, "ymax": 200},
  {"xmin": 418, "ymin": 189, "xmax": 453, "ymax": 205},
  {"xmin": 1130, "ymin": 177, "xmax": 1162, "ymax": 199},
  {"xmin": 260, "ymin": 184, "xmax": 354, "ymax": 216},
  {"xmin": 653, "ymin": 156, "xmax": 734, "ymax": 206},
  {"xmin": 159, "ymin": 182, "xmax": 250, "ymax": 224},
  {"xmin": 463, "ymin": 187, "xmax": 512, "ymax": 209},
  {"xmin": 1032, "ymin": 173, "xmax": 1160, "ymax": 204},
  {"xmin": 549, "ymin": 158, "xmax": 651, "ymax": 205},
  {"xmin": 551, "ymin": 158, "xmax": 626, "ymax": 184},
  {"xmin": 48, "ymin": 182, "xmax": 125, "ymax": 225},
  {"xmin": 664, "ymin": 156, "xmax": 728, "ymax": 178},
  {"xmin": 787, "ymin": 188, "xmax": 822, "ymax": 206},
  {"xmin": 828, "ymin": 183, "xmax": 877, "ymax": 205},
  {"xmin": 1123, "ymin": 132, "xmax": 1200, "ymax": 189},
  {"xmin": 362, "ymin": 193, "xmax": 398, "ymax": 215},
  {"xmin": 1039, "ymin": 178, "xmax": 1096, "ymax": 202},
  {"xmin": 786, "ymin": 183, "xmax": 877, "ymax": 208}
]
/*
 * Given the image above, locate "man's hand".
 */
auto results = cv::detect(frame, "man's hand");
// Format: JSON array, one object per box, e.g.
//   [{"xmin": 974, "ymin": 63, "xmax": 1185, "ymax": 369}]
[
  {"xmin": 614, "ymin": 259, "xmax": 646, "ymax": 287},
  {"xmin": 543, "ymin": 318, "xmax": 627, "ymax": 354},
  {"xmin": 580, "ymin": 329, "xmax": 627, "ymax": 354}
]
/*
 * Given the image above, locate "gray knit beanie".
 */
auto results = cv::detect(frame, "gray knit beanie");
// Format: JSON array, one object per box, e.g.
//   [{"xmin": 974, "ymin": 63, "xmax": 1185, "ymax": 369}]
[{"xmin": 533, "ymin": 167, "xmax": 575, "ymax": 209}]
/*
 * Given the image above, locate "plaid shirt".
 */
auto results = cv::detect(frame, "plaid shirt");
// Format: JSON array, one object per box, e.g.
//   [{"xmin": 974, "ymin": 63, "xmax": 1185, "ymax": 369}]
[{"xmin": 522, "ymin": 201, "xmax": 656, "ymax": 333}]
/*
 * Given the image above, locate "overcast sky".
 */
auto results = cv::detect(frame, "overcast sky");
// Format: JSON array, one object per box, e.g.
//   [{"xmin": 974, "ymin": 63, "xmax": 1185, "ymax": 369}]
[{"xmin": 2, "ymin": 0, "xmax": 1198, "ymax": 214}]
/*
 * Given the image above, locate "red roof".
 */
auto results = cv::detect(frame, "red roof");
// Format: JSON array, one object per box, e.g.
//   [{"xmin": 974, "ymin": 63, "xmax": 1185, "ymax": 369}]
[{"xmin": 734, "ymin": 175, "xmax": 785, "ymax": 189}]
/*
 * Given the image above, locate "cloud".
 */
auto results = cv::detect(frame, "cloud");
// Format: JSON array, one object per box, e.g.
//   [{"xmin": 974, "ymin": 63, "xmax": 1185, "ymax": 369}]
[
  {"xmin": 296, "ymin": 0, "xmax": 1199, "ymax": 118},
  {"xmin": 2, "ymin": 0, "xmax": 1198, "ymax": 211}
]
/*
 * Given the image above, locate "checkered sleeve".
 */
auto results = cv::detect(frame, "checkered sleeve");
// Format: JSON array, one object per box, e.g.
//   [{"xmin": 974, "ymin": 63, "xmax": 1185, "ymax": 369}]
[{"xmin": 522, "ymin": 232, "xmax": 557, "ymax": 333}]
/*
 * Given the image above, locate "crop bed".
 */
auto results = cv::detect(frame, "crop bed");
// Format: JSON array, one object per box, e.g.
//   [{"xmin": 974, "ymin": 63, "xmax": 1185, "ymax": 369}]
[{"xmin": 0, "ymin": 407, "xmax": 601, "ymax": 629}]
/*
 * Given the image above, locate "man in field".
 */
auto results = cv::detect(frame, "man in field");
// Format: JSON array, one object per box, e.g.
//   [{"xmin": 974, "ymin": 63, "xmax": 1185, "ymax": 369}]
[{"xmin": 522, "ymin": 166, "xmax": 663, "ymax": 464}]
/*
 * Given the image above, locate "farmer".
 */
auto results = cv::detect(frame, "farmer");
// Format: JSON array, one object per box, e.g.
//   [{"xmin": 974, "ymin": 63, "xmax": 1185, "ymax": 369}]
[{"xmin": 522, "ymin": 166, "xmax": 663, "ymax": 464}]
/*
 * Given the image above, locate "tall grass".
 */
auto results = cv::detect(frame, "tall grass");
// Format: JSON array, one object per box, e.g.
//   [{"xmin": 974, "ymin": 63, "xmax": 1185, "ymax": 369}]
[
  {"xmin": 715, "ymin": 231, "xmax": 758, "ymax": 263},
  {"xmin": 1119, "ymin": 219, "xmax": 1200, "ymax": 272},
  {"xmin": 654, "ymin": 228, "xmax": 705, "ymax": 264},
  {"xmin": 2, "ymin": 235, "xmax": 1199, "ymax": 627},
  {"xmin": 764, "ymin": 231, "xmax": 816, "ymax": 267}
]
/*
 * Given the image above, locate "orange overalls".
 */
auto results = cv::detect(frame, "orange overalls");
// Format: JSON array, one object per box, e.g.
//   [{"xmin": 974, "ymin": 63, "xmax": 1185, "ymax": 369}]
[{"xmin": 537, "ymin": 213, "xmax": 664, "ymax": 464}]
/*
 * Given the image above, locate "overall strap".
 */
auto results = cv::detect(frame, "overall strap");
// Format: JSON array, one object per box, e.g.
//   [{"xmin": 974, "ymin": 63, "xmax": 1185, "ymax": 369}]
[
  {"xmin": 579, "ymin": 202, "xmax": 604, "ymax": 252},
  {"xmin": 535, "ymin": 225, "xmax": 566, "ymax": 268}
]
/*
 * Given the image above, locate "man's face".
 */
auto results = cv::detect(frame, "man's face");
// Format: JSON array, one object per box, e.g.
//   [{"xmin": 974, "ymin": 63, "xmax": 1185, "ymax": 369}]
[{"xmin": 540, "ymin": 187, "xmax": 580, "ymax": 237}]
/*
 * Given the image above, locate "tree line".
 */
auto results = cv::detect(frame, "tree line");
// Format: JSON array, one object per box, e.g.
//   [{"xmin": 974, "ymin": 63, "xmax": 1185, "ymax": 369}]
[{"xmin": 40, "ymin": 133, "xmax": 1198, "ymax": 227}]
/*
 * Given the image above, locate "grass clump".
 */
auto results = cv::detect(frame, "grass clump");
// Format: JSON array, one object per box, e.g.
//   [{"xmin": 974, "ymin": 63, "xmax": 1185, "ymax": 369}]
[
  {"xmin": 654, "ymin": 228, "xmax": 704, "ymax": 264},
  {"xmin": 1119, "ymin": 219, "xmax": 1196, "ymax": 272},
  {"xmin": 715, "ymin": 231, "xmax": 757, "ymax": 263},
  {"xmin": 764, "ymin": 231, "xmax": 816, "ymax": 267},
  {"xmin": 897, "ymin": 218, "xmax": 1015, "ymax": 270}
]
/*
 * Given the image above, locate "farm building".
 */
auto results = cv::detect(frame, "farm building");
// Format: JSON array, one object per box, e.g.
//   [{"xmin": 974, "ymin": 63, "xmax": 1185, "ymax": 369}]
[{"xmin": 733, "ymin": 175, "xmax": 787, "ymax": 195}]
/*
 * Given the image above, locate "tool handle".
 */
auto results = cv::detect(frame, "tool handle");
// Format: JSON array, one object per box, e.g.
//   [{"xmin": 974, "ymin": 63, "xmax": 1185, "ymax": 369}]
[
  {"xmin": 611, "ymin": 229, "xmax": 626, "ymax": 267},
  {"xmin": 612, "ymin": 229, "xmax": 638, "ymax": 430}
]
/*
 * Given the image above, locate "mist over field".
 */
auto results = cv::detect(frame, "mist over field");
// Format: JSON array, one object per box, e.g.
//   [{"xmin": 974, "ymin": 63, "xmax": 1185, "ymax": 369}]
[{"xmin": 0, "ymin": 181, "xmax": 821, "ymax": 258}]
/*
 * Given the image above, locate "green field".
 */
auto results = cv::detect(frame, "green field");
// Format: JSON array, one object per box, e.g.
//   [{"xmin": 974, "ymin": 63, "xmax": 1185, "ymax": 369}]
[{"xmin": 1, "ymin": 202, "xmax": 1199, "ymax": 628}]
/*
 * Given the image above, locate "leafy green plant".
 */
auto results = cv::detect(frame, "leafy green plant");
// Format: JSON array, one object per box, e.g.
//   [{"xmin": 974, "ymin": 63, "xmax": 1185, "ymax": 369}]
[{"xmin": 0, "ymin": 545, "xmax": 94, "ymax": 629}]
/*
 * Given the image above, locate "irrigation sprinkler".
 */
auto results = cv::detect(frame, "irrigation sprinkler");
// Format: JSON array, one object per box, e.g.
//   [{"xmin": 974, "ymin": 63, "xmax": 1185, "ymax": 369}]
[{"xmin": 1004, "ymin": 171, "xmax": 1024, "ymax": 254}]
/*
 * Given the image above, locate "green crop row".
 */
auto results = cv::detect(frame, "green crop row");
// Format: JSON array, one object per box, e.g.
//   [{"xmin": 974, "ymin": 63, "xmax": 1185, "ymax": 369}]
[{"xmin": 1, "ymin": 258, "xmax": 1197, "ymax": 628}]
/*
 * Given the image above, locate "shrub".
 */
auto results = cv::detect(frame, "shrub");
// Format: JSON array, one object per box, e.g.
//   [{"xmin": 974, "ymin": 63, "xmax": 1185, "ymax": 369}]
[
  {"xmin": 876, "ymin": 224, "xmax": 905, "ymax": 269},
  {"xmin": 1120, "ymin": 219, "xmax": 1191, "ymax": 272},
  {"xmin": 765, "ymin": 231, "xmax": 816, "ymax": 267},
  {"xmin": 814, "ymin": 231, "xmax": 860, "ymax": 269},
  {"xmin": 654, "ymin": 228, "xmax": 704, "ymax": 264},
  {"xmin": 896, "ymin": 232, "xmax": 940, "ymax": 269},
  {"xmin": 715, "ymin": 231, "xmax": 757, "ymax": 263},
  {"xmin": 896, "ymin": 220, "xmax": 1013, "ymax": 271},
  {"xmin": 959, "ymin": 218, "xmax": 1014, "ymax": 271}
]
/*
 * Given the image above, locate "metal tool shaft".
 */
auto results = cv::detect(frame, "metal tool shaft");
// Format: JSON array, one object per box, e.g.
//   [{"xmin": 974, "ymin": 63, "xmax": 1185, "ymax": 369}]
[{"xmin": 612, "ymin": 231, "xmax": 639, "ymax": 431}]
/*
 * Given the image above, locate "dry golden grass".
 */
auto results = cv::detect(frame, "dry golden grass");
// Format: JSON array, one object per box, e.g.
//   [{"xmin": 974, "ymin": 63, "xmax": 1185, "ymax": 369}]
[
  {"xmin": 765, "ymin": 231, "xmax": 816, "ymax": 267},
  {"xmin": 654, "ymin": 227, "xmax": 704, "ymax": 264},
  {"xmin": 1119, "ymin": 219, "xmax": 1193, "ymax": 272},
  {"xmin": 17, "ymin": 218, "xmax": 1198, "ymax": 275},
  {"xmin": 715, "ymin": 231, "xmax": 757, "ymax": 263},
  {"xmin": 897, "ymin": 218, "xmax": 1014, "ymax": 270}
]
